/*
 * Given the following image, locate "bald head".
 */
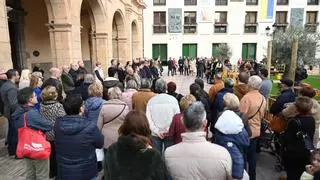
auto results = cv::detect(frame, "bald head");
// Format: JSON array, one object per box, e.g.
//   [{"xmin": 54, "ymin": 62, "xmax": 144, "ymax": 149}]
[{"xmin": 50, "ymin": 68, "xmax": 61, "ymax": 78}]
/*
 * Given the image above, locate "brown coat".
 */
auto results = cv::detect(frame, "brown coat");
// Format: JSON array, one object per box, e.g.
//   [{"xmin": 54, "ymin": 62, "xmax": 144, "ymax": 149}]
[
  {"xmin": 282, "ymin": 99, "xmax": 320, "ymax": 146},
  {"xmin": 233, "ymin": 84, "xmax": 249, "ymax": 100},
  {"xmin": 240, "ymin": 90, "xmax": 267, "ymax": 138},
  {"xmin": 132, "ymin": 89, "xmax": 156, "ymax": 113},
  {"xmin": 97, "ymin": 99, "xmax": 129, "ymax": 148},
  {"xmin": 208, "ymin": 80, "xmax": 224, "ymax": 103}
]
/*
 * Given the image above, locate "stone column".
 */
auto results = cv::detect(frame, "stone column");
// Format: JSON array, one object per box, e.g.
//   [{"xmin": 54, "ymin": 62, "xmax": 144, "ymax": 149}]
[
  {"xmin": 118, "ymin": 37, "xmax": 128, "ymax": 65},
  {"xmin": 47, "ymin": 23, "xmax": 73, "ymax": 68},
  {"xmin": 92, "ymin": 32, "xmax": 108, "ymax": 71},
  {"xmin": 0, "ymin": 1, "xmax": 12, "ymax": 69}
]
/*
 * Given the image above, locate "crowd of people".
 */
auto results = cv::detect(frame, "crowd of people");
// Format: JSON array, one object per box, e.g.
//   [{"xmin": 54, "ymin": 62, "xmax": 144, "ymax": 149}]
[{"xmin": 0, "ymin": 57, "xmax": 319, "ymax": 180}]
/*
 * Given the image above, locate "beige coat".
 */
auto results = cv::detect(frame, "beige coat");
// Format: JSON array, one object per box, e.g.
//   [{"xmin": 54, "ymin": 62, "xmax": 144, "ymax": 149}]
[
  {"xmin": 97, "ymin": 99, "xmax": 129, "ymax": 148},
  {"xmin": 240, "ymin": 90, "xmax": 267, "ymax": 138},
  {"xmin": 282, "ymin": 99, "xmax": 320, "ymax": 146}
]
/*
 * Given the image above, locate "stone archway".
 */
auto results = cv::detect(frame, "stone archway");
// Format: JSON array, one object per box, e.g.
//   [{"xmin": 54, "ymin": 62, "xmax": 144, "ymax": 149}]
[
  {"xmin": 112, "ymin": 10, "xmax": 126, "ymax": 64},
  {"xmin": 131, "ymin": 21, "xmax": 138, "ymax": 60}
]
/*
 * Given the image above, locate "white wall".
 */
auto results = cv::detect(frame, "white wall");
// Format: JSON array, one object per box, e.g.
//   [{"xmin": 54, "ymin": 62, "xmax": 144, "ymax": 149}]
[{"xmin": 143, "ymin": 0, "xmax": 320, "ymax": 64}]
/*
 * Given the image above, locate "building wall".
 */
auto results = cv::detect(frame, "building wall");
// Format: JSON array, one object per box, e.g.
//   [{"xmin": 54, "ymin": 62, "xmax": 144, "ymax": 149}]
[
  {"xmin": 143, "ymin": 0, "xmax": 320, "ymax": 64},
  {"xmin": 0, "ymin": 0, "xmax": 11, "ymax": 70}
]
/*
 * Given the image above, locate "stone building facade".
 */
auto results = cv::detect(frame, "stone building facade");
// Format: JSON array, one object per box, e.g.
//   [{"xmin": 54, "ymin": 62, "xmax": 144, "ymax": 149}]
[{"xmin": 0, "ymin": 0, "xmax": 145, "ymax": 74}]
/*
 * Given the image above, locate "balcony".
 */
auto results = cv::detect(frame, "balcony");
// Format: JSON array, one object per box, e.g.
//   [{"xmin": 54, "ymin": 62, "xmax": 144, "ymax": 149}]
[
  {"xmin": 184, "ymin": 24, "xmax": 197, "ymax": 33},
  {"xmin": 214, "ymin": 23, "xmax": 228, "ymax": 33},
  {"xmin": 215, "ymin": 0, "xmax": 228, "ymax": 5},
  {"xmin": 305, "ymin": 23, "xmax": 319, "ymax": 33},
  {"xmin": 308, "ymin": 0, "xmax": 319, "ymax": 5},
  {"xmin": 153, "ymin": 24, "xmax": 166, "ymax": 34},
  {"xmin": 246, "ymin": 0, "xmax": 258, "ymax": 5},
  {"xmin": 244, "ymin": 23, "xmax": 258, "ymax": 33},
  {"xmin": 277, "ymin": 0, "xmax": 289, "ymax": 5}
]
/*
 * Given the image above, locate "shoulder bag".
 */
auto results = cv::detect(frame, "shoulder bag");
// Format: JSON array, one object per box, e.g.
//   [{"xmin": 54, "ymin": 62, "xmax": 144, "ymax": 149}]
[{"xmin": 296, "ymin": 119, "xmax": 313, "ymax": 152}]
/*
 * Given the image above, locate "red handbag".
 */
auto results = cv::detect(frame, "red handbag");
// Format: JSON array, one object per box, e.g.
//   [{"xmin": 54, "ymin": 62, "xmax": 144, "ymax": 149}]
[{"xmin": 16, "ymin": 113, "xmax": 51, "ymax": 159}]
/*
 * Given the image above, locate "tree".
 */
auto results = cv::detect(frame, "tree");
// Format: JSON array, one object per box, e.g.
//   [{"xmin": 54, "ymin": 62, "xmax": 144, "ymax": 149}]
[
  {"xmin": 216, "ymin": 43, "xmax": 232, "ymax": 60},
  {"xmin": 271, "ymin": 27, "xmax": 320, "ymax": 72}
]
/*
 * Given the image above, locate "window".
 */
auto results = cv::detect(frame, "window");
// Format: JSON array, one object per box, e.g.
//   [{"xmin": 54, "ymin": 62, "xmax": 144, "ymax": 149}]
[
  {"xmin": 276, "ymin": 11, "xmax": 287, "ymax": 24},
  {"xmin": 306, "ymin": 11, "xmax": 318, "ymax": 33},
  {"xmin": 182, "ymin": 44, "xmax": 197, "ymax": 58},
  {"xmin": 242, "ymin": 43, "xmax": 257, "ymax": 60},
  {"xmin": 185, "ymin": 0, "xmax": 197, "ymax": 5},
  {"xmin": 245, "ymin": 12, "xmax": 257, "ymax": 33},
  {"xmin": 246, "ymin": 0, "xmax": 258, "ymax": 5},
  {"xmin": 152, "ymin": 44, "xmax": 168, "ymax": 61},
  {"xmin": 184, "ymin": 11, "xmax": 197, "ymax": 33},
  {"xmin": 153, "ymin": 12, "xmax": 166, "ymax": 33},
  {"xmin": 153, "ymin": 0, "xmax": 166, "ymax": 5},
  {"xmin": 308, "ymin": 0, "xmax": 319, "ymax": 5},
  {"xmin": 216, "ymin": 0, "xmax": 228, "ymax": 5},
  {"xmin": 277, "ymin": 0, "xmax": 288, "ymax": 5},
  {"xmin": 214, "ymin": 12, "xmax": 228, "ymax": 33}
]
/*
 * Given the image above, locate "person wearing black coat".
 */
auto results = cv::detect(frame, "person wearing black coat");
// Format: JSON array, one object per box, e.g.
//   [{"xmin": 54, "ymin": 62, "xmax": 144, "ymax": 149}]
[
  {"xmin": 283, "ymin": 96, "xmax": 315, "ymax": 180},
  {"xmin": 42, "ymin": 68, "xmax": 63, "ymax": 102},
  {"xmin": 55, "ymin": 95, "xmax": 104, "ymax": 180},
  {"xmin": 178, "ymin": 57, "xmax": 184, "ymax": 75}
]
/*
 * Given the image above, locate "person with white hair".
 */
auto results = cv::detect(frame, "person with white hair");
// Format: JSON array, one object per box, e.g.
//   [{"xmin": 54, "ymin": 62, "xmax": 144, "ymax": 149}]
[
  {"xmin": 239, "ymin": 75, "xmax": 266, "ymax": 180},
  {"xmin": 214, "ymin": 93, "xmax": 250, "ymax": 180},
  {"xmin": 19, "ymin": 69, "xmax": 30, "ymax": 89},
  {"xmin": 165, "ymin": 102, "xmax": 232, "ymax": 180},
  {"xmin": 41, "ymin": 68, "xmax": 63, "ymax": 102},
  {"xmin": 146, "ymin": 78, "xmax": 180, "ymax": 154}
]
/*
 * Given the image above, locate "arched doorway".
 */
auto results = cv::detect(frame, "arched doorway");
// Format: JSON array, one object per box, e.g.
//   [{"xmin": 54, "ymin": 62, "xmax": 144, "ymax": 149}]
[
  {"xmin": 112, "ymin": 11, "xmax": 125, "ymax": 64},
  {"xmin": 7, "ymin": 0, "xmax": 51, "ymax": 74},
  {"xmin": 131, "ymin": 21, "xmax": 138, "ymax": 60},
  {"xmin": 80, "ymin": 0, "xmax": 93, "ymax": 72}
]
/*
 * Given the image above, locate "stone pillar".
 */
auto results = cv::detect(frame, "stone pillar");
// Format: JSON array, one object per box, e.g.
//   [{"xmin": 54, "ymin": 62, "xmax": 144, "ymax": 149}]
[
  {"xmin": 0, "ymin": 1, "xmax": 12, "ymax": 69},
  {"xmin": 118, "ymin": 37, "xmax": 128, "ymax": 65},
  {"xmin": 47, "ymin": 23, "xmax": 73, "ymax": 68},
  {"xmin": 92, "ymin": 32, "xmax": 108, "ymax": 71}
]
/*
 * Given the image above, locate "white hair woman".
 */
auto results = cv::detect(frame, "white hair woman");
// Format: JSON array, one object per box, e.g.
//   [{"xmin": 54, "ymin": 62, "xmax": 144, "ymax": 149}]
[
  {"xmin": 214, "ymin": 93, "xmax": 250, "ymax": 179},
  {"xmin": 239, "ymin": 75, "xmax": 267, "ymax": 180}
]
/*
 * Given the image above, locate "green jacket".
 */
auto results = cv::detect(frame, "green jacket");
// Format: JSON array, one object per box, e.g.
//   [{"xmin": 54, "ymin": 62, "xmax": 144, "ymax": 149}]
[{"xmin": 61, "ymin": 72, "xmax": 75, "ymax": 93}]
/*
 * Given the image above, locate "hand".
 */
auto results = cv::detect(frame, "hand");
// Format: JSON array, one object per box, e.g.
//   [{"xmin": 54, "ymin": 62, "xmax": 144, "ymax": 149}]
[
  {"xmin": 306, "ymin": 165, "xmax": 315, "ymax": 175},
  {"xmin": 156, "ymin": 132, "xmax": 165, "ymax": 139}
]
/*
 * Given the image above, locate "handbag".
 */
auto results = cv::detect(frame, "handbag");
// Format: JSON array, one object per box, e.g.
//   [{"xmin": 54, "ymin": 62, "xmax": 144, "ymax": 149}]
[
  {"xmin": 269, "ymin": 115, "xmax": 287, "ymax": 133},
  {"xmin": 296, "ymin": 119, "xmax": 313, "ymax": 151},
  {"xmin": 16, "ymin": 113, "xmax": 51, "ymax": 159}
]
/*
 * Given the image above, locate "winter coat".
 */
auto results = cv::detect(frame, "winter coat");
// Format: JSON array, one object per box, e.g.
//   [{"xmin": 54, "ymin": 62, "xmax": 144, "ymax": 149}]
[
  {"xmin": 0, "ymin": 80, "xmax": 18, "ymax": 119},
  {"xmin": 233, "ymin": 84, "xmax": 249, "ymax": 100},
  {"xmin": 270, "ymin": 88, "xmax": 296, "ymax": 115},
  {"xmin": 211, "ymin": 88, "xmax": 233, "ymax": 129},
  {"xmin": 208, "ymin": 80, "xmax": 224, "ymax": 103},
  {"xmin": 42, "ymin": 77, "xmax": 63, "ymax": 102},
  {"xmin": 55, "ymin": 115, "xmax": 104, "ymax": 180},
  {"xmin": 165, "ymin": 131, "xmax": 232, "ymax": 180},
  {"xmin": 105, "ymin": 135, "xmax": 167, "ymax": 180},
  {"xmin": 84, "ymin": 97, "xmax": 105, "ymax": 124},
  {"xmin": 167, "ymin": 92, "xmax": 183, "ymax": 104},
  {"xmin": 40, "ymin": 100, "xmax": 66, "ymax": 141},
  {"xmin": 120, "ymin": 89, "xmax": 137, "ymax": 111},
  {"xmin": 0, "ymin": 79, "xmax": 6, "ymax": 114},
  {"xmin": 132, "ymin": 89, "xmax": 156, "ymax": 113},
  {"xmin": 33, "ymin": 87, "xmax": 41, "ymax": 111},
  {"xmin": 68, "ymin": 69, "xmax": 79, "ymax": 83},
  {"xmin": 97, "ymin": 99, "xmax": 129, "ymax": 148},
  {"xmin": 61, "ymin": 72, "xmax": 75, "ymax": 93},
  {"xmin": 74, "ymin": 81, "xmax": 90, "ymax": 101},
  {"xmin": 167, "ymin": 113, "xmax": 185, "ymax": 144},
  {"xmin": 214, "ymin": 110, "xmax": 250, "ymax": 179}
]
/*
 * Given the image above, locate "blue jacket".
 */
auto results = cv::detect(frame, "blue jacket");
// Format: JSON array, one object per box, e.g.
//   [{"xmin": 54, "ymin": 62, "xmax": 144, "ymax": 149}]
[
  {"xmin": 84, "ymin": 97, "xmax": 105, "ymax": 124},
  {"xmin": 34, "ymin": 87, "xmax": 42, "ymax": 111},
  {"xmin": 13, "ymin": 106, "xmax": 53, "ymax": 132},
  {"xmin": 55, "ymin": 115, "xmax": 104, "ymax": 180},
  {"xmin": 215, "ymin": 128, "xmax": 249, "ymax": 179},
  {"xmin": 270, "ymin": 88, "xmax": 295, "ymax": 115},
  {"xmin": 210, "ymin": 88, "xmax": 233, "ymax": 127}
]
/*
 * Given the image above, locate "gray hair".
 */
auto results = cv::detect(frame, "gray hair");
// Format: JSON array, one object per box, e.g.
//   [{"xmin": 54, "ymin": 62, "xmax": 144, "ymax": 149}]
[
  {"xmin": 84, "ymin": 74, "xmax": 94, "ymax": 84},
  {"xmin": 126, "ymin": 79, "xmax": 138, "ymax": 90},
  {"xmin": 108, "ymin": 87, "xmax": 122, "ymax": 99},
  {"xmin": 183, "ymin": 102, "xmax": 206, "ymax": 132},
  {"xmin": 155, "ymin": 78, "xmax": 167, "ymax": 93},
  {"xmin": 248, "ymin": 75, "xmax": 262, "ymax": 90},
  {"xmin": 223, "ymin": 93, "xmax": 240, "ymax": 111},
  {"xmin": 140, "ymin": 78, "xmax": 151, "ymax": 89}
]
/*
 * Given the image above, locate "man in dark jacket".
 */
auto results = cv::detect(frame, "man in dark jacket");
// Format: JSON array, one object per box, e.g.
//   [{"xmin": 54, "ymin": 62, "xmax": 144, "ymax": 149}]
[
  {"xmin": 55, "ymin": 95, "xmax": 104, "ymax": 180},
  {"xmin": 0, "ymin": 69, "xmax": 19, "ymax": 155},
  {"xmin": 42, "ymin": 68, "xmax": 63, "ymax": 102},
  {"xmin": 61, "ymin": 65, "xmax": 75, "ymax": 95},
  {"xmin": 178, "ymin": 57, "xmax": 184, "ymax": 75},
  {"xmin": 78, "ymin": 60, "xmax": 88, "ymax": 74},
  {"xmin": 108, "ymin": 59, "xmax": 119, "ymax": 78},
  {"xmin": 270, "ymin": 78, "xmax": 296, "ymax": 116},
  {"xmin": 0, "ymin": 69, "xmax": 7, "ymax": 115},
  {"xmin": 167, "ymin": 57, "xmax": 174, "ymax": 76},
  {"xmin": 13, "ymin": 87, "xmax": 53, "ymax": 179}
]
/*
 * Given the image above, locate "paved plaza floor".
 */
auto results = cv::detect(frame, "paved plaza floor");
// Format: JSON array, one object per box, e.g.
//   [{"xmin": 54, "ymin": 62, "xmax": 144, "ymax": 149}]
[{"xmin": 0, "ymin": 71, "xmax": 284, "ymax": 180}]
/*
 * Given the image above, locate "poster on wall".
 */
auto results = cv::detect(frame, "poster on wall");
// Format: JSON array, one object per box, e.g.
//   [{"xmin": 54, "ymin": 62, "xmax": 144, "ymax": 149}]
[
  {"xmin": 168, "ymin": 8, "xmax": 182, "ymax": 33},
  {"xmin": 290, "ymin": 8, "xmax": 304, "ymax": 28},
  {"xmin": 259, "ymin": 0, "xmax": 275, "ymax": 22},
  {"xmin": 199, "ymin": 8, "xmax": 213, "ymax": 22},
  {"xmin": 198, "ymin": 0, "xmax": 213, "ymax": 5}
]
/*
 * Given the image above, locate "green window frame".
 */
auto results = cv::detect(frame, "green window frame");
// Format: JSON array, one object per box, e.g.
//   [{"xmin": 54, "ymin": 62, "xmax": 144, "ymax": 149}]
[
  {"xmin": 152, "ymin": 44, "xmax": 167, "ymax": 61},
  {"xmin": 182, "ymin": 44, "xmax": 197, "ymax": 58},
  {"xmin": 242, "ymin": 43, "xmax": 257, "ymax": 60}
]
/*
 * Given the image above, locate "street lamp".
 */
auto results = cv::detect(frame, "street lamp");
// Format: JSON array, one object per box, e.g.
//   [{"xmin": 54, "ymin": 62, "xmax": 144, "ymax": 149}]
[{"xmin": 265, "ymin": 25, "xmax": 273, "ymax": 79}]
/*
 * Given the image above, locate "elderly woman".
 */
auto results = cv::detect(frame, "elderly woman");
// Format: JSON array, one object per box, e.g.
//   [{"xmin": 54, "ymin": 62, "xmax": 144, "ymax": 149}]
[
  {"xmin": 105, "ymin": 111, "xmax": 167, "ymax": 180},
  {"xmin": 167, "ymin": 81, "xmax": 183, "ymax": 104},
  {"xmin": 283, "ymin": 96, "xmax": 315, "ymax": 180},
  {"xmin": 120, "ymin": 79, "xmax": 138, "ymax": 111},
  {"xmin": 40, "ymin": 86, "xmax": 66, "ymax": 178},
  {"xmin": 214, "ymin": 93, "xmax": 250, "ymax": 180},
  {"xmin": 167, "ymin": 94, "xmax": 196, "ymax": 144},
  {"xmin": 84, "ymin": 83, "xmax": 105, "ymax": 123},
  {"xmin": 282, "ymin": 86, "xmax": 320, "ymax": 147},
  {"xmin": 97, "ymin": 87, "xmax": 129, "ymax": 149},
  {"xmin": 240, "ymin": 75, "xmax": 266, "ymax": 180}
]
